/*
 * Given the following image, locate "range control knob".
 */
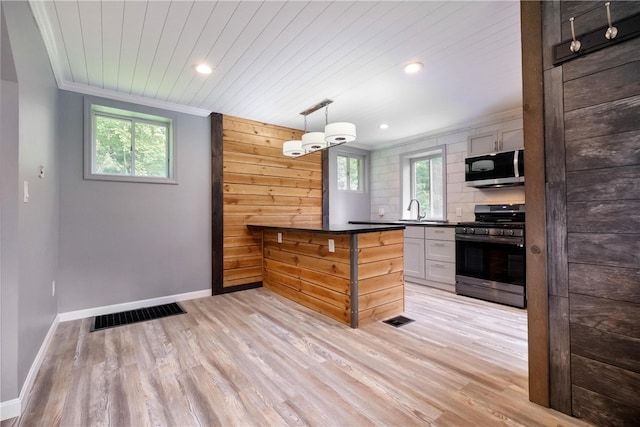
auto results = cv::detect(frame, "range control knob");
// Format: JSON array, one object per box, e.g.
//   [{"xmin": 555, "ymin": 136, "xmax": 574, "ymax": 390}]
[
  {"xmin": 508, "ymin": 230, "xmax": 515, "ymax": 236},
  {"xmin": 469, "ymin": 228, "xmax": 475, "ymax": 234},
  {"xmin": 498, "ymin": 229, "xmax": 505, "ymax": 236},
  {"xmin": 484, "ymin": 229, "xmax": 490, "ymax": 235}
]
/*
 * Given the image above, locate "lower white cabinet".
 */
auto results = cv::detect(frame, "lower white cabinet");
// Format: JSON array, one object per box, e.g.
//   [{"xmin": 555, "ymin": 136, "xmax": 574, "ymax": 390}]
[
  {"xmin": 404, "ymin": 227, "xmax": 425, "ymax": 279},
  {"xmin": 404, "ymin": 226, "xmax": 456, "ymax": 292}
]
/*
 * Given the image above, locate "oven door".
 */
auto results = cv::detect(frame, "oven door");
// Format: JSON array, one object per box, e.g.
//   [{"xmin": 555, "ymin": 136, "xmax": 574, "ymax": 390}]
[{"xmin": 455, "ymin": 235, "xmax": 526, "ymax": 307}]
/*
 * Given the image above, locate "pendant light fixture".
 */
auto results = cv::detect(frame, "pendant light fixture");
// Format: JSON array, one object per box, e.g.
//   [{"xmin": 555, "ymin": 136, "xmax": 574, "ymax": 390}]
[{"xmin": 282, "ymin": 99, "xmax": 356, "ymax": 157}]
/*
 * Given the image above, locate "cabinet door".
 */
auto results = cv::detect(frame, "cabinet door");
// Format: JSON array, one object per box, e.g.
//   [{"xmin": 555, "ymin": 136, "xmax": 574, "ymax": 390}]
[
  {"xmin": 467, "ymin": 131, "xmax": 498, "ymax": 156},
  {"xmin": 404, "ymin": 237, "xmax": 425, "ymax": 279},
  {"xmin": 499, "ymin": 128, "xmax": 524, "ymax": 151}
]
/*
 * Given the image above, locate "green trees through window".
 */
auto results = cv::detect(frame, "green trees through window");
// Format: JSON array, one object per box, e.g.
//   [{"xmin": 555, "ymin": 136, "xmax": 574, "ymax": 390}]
[
  {"xmin": 409, "ymin": 152, "xmax": 444, "ymax": 219},
  {"xmin": 337, "ymin": 154, "xmax": 362, "ymax": 191},
  {"xmin": 89, "ymin": 104, "xmax": 174, "ymax": 183}
]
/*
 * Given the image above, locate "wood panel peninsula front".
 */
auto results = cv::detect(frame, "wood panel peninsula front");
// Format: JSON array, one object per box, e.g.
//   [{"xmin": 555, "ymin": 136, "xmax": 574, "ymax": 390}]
[{"xmin": 247, "ymin": 223, "xmax": 406, "ymax": 328}]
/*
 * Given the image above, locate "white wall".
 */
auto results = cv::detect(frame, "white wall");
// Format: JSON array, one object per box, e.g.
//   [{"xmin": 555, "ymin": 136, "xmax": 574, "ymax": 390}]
[
  {"xmin": 329, "ymin": 145, "xmax": 371, "ymax": 224},
  {"xmin": 57, "ymin": 92, "xmax": 212, "ymax": 312},
  {"xmin": 370, "ymin": 110, "xmax": 525, "ymax": 222}
]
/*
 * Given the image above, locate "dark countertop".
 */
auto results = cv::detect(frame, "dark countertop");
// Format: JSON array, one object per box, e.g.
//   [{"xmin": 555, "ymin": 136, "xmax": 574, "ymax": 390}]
[
  {"xmin": 246, "ymin": 222, "xmax": 405, "ymax": 234},
  {"xmin": 349, "ymin": 220, "xmax": 458, "ymax": 228}
]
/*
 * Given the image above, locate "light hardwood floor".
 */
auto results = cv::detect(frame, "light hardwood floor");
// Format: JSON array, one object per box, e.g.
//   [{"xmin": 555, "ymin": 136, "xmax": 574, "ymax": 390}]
[{"xmin": 4, "ymin": 284, "xmax": 593, "ymax": 426}]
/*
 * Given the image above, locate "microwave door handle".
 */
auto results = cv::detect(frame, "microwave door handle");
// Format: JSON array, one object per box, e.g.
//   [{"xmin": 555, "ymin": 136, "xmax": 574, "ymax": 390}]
[{"xmin": 514, "ymin": 150, "xmax": 520, "ymax": 178}]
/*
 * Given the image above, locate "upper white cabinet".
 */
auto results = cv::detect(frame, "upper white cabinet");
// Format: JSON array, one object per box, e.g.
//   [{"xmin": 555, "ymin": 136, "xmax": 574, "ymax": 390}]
[{"xmin": 467, "ymin": 126, "xmax": 524, "ymax": 156}]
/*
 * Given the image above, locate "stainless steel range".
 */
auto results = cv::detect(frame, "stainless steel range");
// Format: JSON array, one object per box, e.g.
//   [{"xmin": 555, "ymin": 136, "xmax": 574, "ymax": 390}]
[{"xmin": 455, "ymin": 204, "xmax": 526, "ymax": 308}]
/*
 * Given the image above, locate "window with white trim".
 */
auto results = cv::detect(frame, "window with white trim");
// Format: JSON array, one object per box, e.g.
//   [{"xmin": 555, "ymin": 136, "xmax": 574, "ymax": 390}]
[
  {"xmin": 337, "ymin": 154, "xmax": 364, "ymax": 191},
  {"xmin": 85, "ymin": 104, "xmax": 176, "ymax": 183},
  {"xmin": 401, "ymin": 147, "xmax": 446, "ymax": 220}
]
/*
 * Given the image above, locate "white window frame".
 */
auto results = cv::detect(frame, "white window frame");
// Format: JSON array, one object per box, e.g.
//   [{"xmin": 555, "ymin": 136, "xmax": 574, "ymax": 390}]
[
  {"xmin": 84, "ymin": 100, "xmax": 177, "ymax": 184},
  {"xmin": 400, "ymin": 146, "xmax": 446, "ymax": 221},
  {"xmin": 336, "ymin": 152, "xmax": 366, "ymax": 193}
]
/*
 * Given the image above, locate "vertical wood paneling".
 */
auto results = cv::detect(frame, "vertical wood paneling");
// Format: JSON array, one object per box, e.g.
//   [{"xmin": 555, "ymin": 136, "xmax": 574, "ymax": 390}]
[
  {"xmin": 521, "ymin": 0, "xmax": 550, "ymax": 408},
  {"xmin": 211, "ymin": 113, "xmax": 224, "ymax": 294},
  {"xmin": 221, "ymin": 116, "xmax": 322, "ymax": 290}
]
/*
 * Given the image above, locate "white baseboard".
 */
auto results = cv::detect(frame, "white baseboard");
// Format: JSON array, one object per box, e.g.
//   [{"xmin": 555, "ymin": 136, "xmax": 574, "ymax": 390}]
[
  {"xmin": 58, "ymin": 288, "xmax": 211, "ymax": 322},
  {"xmin": 0, "ymin": 314, "xmax": 59, "ymax": 422},
  {"xmin": 0, "ymin": 398, "xmax": 21, "ymax": 421},
  {"xmin": 0, "ymin": 288, "xmax": 210, "ymax": 421}
]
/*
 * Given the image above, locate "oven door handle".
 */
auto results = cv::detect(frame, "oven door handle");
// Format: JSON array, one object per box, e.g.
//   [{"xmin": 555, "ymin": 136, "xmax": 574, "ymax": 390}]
[{"xmin": 455, "ymin": 234, "xmax": 524, "ymax": 246}]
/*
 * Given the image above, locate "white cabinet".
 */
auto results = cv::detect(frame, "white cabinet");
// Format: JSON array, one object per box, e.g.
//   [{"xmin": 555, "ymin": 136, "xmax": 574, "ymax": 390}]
[
  {"xmin": 424, "ymin": 227, "xmax": 455, "ymax": 291},
  {"xmin": 404, "ymin": 226, "xmax": 456, "ymax": 292},
  {"xmin": 467, "ymin": 127, "xmax": 524, "ymax": 156},
  {"xmin": 404, "ymin": 226, "xmax": 425, "ymax": 279}
]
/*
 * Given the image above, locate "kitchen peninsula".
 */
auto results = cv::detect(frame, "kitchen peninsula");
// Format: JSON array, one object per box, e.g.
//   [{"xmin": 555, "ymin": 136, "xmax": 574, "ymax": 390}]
[{"xmin": 247, "ymin": 223, "xmax": 405, "ymax": 328}]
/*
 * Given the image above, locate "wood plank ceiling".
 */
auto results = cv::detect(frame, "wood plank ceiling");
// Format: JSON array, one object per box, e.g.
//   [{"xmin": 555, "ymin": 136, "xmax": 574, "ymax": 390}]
[{"xmin": 29, "ymin": 0, "xmax": 522, "ymax": 148}]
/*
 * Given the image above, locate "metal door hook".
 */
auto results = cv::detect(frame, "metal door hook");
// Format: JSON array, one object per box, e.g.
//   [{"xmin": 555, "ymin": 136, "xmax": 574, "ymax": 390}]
[
  {"xmin": 569, "ymin": 17, "xmax": 581, "ymax": 52},
  {"xmin": 605, "ymin": 2, "xmax": 618, "ymax": 40}
]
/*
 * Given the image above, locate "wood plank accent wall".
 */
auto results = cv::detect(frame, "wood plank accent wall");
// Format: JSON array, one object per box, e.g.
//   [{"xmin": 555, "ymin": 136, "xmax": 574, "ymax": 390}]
[
  {"xmin": 216, "ymin": 115, "xmax": 322, "ymax": 291},
  {"xmin": 262, "ymin": 229, "xmax": 351, "ymax": 324},
  {"xmin": 260, "ymin": 228, "xmax": 404, "ymax": 327},
  {"xmin": 357, "ymin": 230, "xmax": 405, "ymax": 325},
  {"xmin": 540, "ymin": 2, "xmax": 640, "ymax": 425}
]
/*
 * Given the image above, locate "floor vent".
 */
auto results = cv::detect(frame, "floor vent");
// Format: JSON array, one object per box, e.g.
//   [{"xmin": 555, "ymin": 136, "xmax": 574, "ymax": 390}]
[
  {"xmin": 383, "ymin": 315, "xmax": 415, "ymax": 328},
  {"xmin": 91, "ymin": 303, "xmax": 186, "ymax": 332}
]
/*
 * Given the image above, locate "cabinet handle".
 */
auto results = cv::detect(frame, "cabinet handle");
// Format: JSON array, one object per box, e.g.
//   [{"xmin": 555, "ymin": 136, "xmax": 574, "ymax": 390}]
[
  {"xmin": 433, "ymin": 242, "xmax": 445, "ymax": 247},
  {"xmin": 432, "ymin": 263, "xmax": 445, "ymax": 268},
  {"xmin": 494, "ymin": 140, "xmax": 498, "ymax": 151}
]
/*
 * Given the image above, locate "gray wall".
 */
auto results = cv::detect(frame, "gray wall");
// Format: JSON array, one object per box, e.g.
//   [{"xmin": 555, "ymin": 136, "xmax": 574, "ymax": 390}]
[
  {"xmin": 1, "ymin": 4, "xmax": 20, "ymax": 402},
  {"xmin": 1, "ymin": 0, "xmax": 59, "ymax": 400},
  {"xmin": 328, "ymin": 145, "xmax": 371, "ymax": 224},
  {"xmin": 58, "ymin": 92, "xmax": 212, "ymax": 312}
]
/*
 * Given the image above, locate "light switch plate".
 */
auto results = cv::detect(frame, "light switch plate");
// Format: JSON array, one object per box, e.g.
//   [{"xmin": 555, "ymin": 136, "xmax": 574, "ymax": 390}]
[
  {"xmin": 456, "ymin": 207, "xmax": 463, "ymax": 217},
  {"xmin": 23, "ymin": 181, "xmax": 30, "ymax": 203},
  {"xmin": 328, "ymin": 239, "xmax": 335, "ymax": 253},
  {"xmin": 277, "ymin": 232, "xmax": 282, "ymax": 243}
]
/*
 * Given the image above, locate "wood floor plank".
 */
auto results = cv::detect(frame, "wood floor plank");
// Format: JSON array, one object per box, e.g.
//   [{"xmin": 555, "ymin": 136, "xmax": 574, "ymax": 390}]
[{"xmin": 6, "ymin": 283, "xmax": 594, "ymax": 427}]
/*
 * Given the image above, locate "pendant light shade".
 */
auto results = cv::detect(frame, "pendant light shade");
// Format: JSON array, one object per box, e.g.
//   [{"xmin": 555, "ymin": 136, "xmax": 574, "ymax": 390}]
[
  {"xmin": 283, "ymin": 140, "xmax": 304, "ymax": 157},
  {"xmin": 301, "ymin": 132, "xmax": 327, "ymax": 151},
  {"xmin": 324, "ymin": 122, "xmax": 356, "ymax": 145}
]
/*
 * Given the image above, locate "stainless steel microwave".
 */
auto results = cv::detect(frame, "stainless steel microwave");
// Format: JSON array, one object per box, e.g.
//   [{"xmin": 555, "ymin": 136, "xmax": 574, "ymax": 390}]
[{"xmin": 465, "ymin": 150, "xmax": 524, "ymax": 188}]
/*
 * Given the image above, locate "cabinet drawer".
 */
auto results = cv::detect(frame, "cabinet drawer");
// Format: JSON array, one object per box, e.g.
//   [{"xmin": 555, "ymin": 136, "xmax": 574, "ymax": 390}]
[
  {"xmin": 425, "ymin": 260, "xmax": 455, "ymax": 285},
  {"xmin": 425, "ymin": 240, "xmax": 455, "ymax": 263},
  {"xmin": 405, "ymin": 226, "xmax": 425, "ymax": 239},
  {"xmin": 425, "ymin": 227, "xmax": 454, "ymax": 241}
]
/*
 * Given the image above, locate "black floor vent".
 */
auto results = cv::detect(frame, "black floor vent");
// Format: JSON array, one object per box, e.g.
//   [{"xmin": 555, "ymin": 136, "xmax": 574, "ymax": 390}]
[
  {"xmin": 91, "ymin": 302, "xmax": 185, "ymax": 332},
  {"xmin": 383, "ymin": 315, "xmax": 415, "ymax": 328}
]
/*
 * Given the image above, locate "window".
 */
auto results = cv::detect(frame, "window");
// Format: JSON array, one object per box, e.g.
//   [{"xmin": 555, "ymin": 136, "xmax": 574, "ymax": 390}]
[
  {"xmin": 401, "ymin": 147, "xmax": 446, "ymax": 220},
  {"xmin": 337, "ymin": 154, "xmax": 363, "ymax": 191},
  {"xmin": 85, "ymin": 103, "xmax": 175, "ymax": 183}
]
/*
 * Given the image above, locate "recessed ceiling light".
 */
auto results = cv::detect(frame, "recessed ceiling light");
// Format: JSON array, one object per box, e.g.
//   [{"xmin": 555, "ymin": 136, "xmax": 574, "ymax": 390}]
[
  {"xmin": 379, "ymin": 123, "xmax": 389, "ymax": 130},
  {"xmin": 195, "ymin": 63, "xmax": 212, "ymax": 75},
  {"xmin": 403, "ymin": 62, "xmax": 424, "ymax": 74}
]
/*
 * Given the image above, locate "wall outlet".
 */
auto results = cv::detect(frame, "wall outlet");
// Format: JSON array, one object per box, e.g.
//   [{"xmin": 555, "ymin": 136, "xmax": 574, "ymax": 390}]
[
  {"xmin": 277, "ymin": 232, "xmax": 282, "ymax": 243},
  {"xmin": 456, "ymin": 207, "xmax": 463, "ymax": 217},
  {"xmin": 328, "ymin": 239, "xmax": 335, "ymax": 253},
  {"xmin": 52, "ymin": 280, "xmax": 56, "ymax": 296},
  {"xmin": 378, "ymin": 207, "xmax": 385, "ymax": 217}
]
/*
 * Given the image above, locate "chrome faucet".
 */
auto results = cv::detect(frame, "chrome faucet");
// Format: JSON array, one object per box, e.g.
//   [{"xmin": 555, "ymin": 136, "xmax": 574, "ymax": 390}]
[{"xmin": 407, "ymin": 199, "xmax": 426, "ymax": 221}]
